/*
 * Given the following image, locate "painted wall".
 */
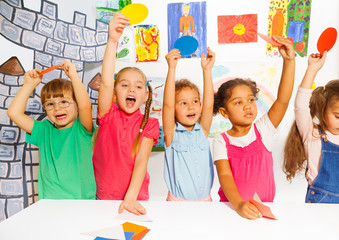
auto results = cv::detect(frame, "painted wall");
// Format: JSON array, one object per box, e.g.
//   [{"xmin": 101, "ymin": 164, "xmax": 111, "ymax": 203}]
[{"xmin": 0, "ymin": 0, "xmax": 338, "ymax": 220}]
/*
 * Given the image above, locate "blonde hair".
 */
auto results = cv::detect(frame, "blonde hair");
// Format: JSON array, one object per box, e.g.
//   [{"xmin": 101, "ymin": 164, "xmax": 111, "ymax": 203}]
[
  {"xmin": 92, "ymin": 67, "xmax": 153, "ymax": 157},
  {"xmin": 283, "ymin": 79, "xmax": 339, "ymax": 181}
]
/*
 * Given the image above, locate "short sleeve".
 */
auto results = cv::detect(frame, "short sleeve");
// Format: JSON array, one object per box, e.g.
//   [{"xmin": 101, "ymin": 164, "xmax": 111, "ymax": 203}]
[
  {"xmin": 97, "ymin": 102, "xmax": 118, "ymax": 126},
  {"xmin": 25, "ymin": 120, "xmax": 45, "ymax": 147},
  {"xmin": 212, "ymin": 134, "xmax": 228, "ymax": 162},
  {"xmin": 75, "ymin": 118, "xmax": 95, "ymax": 137},
  {"xmin": 255, "ymin": 113, "xmax": 278, "ymax": 151},
  {"xmin": 141, "ymin": 117, "xmax": 160, "ymax": 146}
]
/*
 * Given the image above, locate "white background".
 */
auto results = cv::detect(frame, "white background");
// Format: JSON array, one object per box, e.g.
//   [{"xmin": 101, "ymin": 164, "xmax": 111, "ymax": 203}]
[{"xmin": 1, "ymin": 0, "xmax": 339, "ymax": 203}]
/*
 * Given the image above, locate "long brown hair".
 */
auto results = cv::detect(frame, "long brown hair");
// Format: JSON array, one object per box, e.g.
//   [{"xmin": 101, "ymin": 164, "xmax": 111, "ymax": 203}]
[
  {"xmin": 92, "ymin": 67, "xmax": 153, "ymax": 158},
  {"xmin": 283, "ymin": 80, "xmax": 339, "ymax": 181}
]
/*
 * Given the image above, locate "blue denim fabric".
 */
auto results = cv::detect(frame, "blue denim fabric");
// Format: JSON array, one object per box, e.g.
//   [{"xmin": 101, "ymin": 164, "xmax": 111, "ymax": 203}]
[{"xmin": 305, "ymin": 130, "xmax": 339, "ymax": 203}]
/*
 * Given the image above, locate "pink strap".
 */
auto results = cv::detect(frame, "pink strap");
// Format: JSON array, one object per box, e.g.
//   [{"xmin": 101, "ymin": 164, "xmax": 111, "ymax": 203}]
[{"xmin": 166, "ymin": 192, "xmax": 212, "ymax": 202}]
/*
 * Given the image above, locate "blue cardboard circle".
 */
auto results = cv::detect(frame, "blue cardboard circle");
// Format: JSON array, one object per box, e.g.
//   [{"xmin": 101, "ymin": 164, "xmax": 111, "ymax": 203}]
[{"xmin": 174, "ymin": 36, "xmax": 199, "ymax": 55}]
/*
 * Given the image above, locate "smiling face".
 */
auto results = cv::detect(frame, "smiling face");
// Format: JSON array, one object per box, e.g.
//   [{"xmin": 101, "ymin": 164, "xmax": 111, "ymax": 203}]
[
  {"xmin": 324, "ymin": 100, "xmax": 339, "ymax": 135},
  {"xmin": 219, "ymin": 84, "xmax": 257, "ymax": 128},
  {"xmin": 175, "ymin": 87, "xmax": 201, "ymax": 131},
  {"xmin": 114, "ymin": 70, "xmax": 148, "ymax": 114},
  {"xmin": 44, "ymin": 91, "xmax": 78, "ymax": 129}
]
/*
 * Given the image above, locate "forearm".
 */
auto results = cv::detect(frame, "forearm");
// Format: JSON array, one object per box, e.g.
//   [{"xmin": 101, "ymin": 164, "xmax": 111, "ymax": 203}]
[
  {"xmin": 8, "ymin": 84, "xmax": 35, "ymax": 118},
  {"xmin": 200, "ymin": 69, "xmax": 214, "ymax": 133},
  {"xmin": 70, "ymin": 74, "xmax": 91, "ymax": 110},
  {"xmin": 162, "ymin": 67, "xmax": 176, "ymax": 140},
  {"xmin": 219, "ymin": 174, "xmax": 245, "ymax": 209},
  {"xmin": 124, "ymin": 159, "xmax": 148, "ymax": 201},
  {"xmin": 300, "ymin": 66, "xmax": 320, "ymax": 89},
  {"xmin": 276, "ymin": 58, "xmax": 295, "ymax": 104}
]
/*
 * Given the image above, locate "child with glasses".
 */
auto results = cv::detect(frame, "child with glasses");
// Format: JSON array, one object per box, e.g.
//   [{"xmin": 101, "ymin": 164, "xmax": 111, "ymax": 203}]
[{"xmin": 7, "ymin": 60, "xmax": 96, "ymax": 200}]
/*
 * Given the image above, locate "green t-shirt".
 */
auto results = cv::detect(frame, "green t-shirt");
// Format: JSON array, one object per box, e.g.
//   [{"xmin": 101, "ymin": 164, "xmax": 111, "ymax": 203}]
[{"xmin": 26, "ymin": 118, "xmax": 96, "ymax": 199}]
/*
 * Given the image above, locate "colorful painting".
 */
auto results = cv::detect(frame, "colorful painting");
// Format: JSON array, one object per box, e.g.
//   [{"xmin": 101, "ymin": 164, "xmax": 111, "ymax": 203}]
[
  {"xmin": 218, "ymin": 14, "xmax": 258, "ymax": 43},
  {"xmin": 167, "ymin": 2, "xmax": 207, "ymax": 58},
  {"xmin": 135, "ymin": 25, "xmax": 160, "ymax": 62},
  {"xmin": 96, "ymin": 0, "xmax": 131, "ymax": 23},
  {"xmin": 116, "ymin": 28, "xmax": 134, "ymax": 62},
  {"xmin": 267, "ymin": 0, "xmax": 312, "ymax": 57},
  {"xmin": 140, "ymin": 77, "xmax": 165, "ymax": 151},
  {"xmin": 210, "ymin": 61, "xmax": 280, "ymax": 136}
]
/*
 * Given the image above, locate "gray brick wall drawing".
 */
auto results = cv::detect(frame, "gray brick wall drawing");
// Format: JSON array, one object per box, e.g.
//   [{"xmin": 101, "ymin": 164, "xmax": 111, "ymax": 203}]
[{"xmin": 0, "ymin": 0, "xmax": 105, "ymax": 221}]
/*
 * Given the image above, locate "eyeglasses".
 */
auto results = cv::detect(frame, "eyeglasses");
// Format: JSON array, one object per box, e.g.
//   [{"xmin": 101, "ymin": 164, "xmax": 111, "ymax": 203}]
[{"xmin": 43, "ymin": 99, "xmax": 75, "ymax": 110}]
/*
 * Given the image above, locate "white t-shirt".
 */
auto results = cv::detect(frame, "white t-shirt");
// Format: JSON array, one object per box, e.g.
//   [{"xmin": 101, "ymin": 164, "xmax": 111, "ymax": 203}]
[{"xmin": 213, "ymin": 113, "xmax": 278, "ymax": 162}]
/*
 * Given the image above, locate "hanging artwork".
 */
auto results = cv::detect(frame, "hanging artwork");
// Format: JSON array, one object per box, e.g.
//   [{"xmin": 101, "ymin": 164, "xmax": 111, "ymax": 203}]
[
  {"xmin": 210, "ymin": 61, "xmax": 280, "ymax": 136},
  {"xmin": 116, "ymin": 28, "xmax": 134, "ymax": 62},
  {"xmin": 267, "ymin": 0, "xmax": 312, "ymax": 57},
  {"xmin": 135, "ymin": 25, "xmax": 160, "ymax": 62},
  {"xmin": 218, "ymin": 14, "xmax": 257, "ymax": 43},
  {"xmin": 96, "ymin": 0, "xmax": 131, "ymax": 23},
  {"xmin": 167, "ymin": 1, "xmax": 207, "ymax": 58}
]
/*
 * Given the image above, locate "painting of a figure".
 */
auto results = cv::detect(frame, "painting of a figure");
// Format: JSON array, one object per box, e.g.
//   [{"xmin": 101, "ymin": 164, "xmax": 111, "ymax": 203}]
[{"xmin": 167, "ymin": 2, "xmax": 207, "ymax": 58}]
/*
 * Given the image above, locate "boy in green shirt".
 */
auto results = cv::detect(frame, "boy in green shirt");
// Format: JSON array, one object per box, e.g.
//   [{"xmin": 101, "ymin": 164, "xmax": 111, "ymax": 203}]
[{"xmin": 8, "ymin": 61, "xmax": 96, "ymax": 199}]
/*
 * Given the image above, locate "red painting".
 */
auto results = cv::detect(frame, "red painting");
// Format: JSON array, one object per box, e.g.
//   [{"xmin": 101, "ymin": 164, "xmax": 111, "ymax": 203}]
[{"xmin": 218, "ymin": 14, "xmax": 257, "ymax": 43}]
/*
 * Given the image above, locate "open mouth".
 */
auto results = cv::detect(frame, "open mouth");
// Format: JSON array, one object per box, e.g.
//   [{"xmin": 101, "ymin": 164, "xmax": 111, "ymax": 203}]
[
  {"xmin": 187, "ymin": 113, "xmax": 196, "ymax": 119},
  {"xmin": 126, "ymin": 97, "xmax": 136, "ymax": 107},
  {"xmin": 244, "ymin": 113, "xmax": 253, "ymax": 118},
  {"xmin": 55, "ymin": 114, "xmax": 67, "ymax": 120}
]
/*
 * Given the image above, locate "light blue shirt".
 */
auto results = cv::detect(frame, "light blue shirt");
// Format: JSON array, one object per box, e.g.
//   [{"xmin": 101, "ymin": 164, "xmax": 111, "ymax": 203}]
[{"xmin": 164, "ymin": 122, "xmax": 214, "ymax": 200}]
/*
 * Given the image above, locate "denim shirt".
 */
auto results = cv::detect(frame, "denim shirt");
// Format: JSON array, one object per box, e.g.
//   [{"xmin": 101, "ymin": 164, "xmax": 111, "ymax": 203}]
[{"xmin": 164, "ymin": 122, "xmax": 214, "ymax": 200}]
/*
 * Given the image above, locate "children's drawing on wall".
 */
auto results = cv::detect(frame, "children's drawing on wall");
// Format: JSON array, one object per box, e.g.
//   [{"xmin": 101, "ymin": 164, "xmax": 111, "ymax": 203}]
[
  {"xmin": 210, "ymin": 62, "xmax": 279, "ymax": 136},
  {"xmin": 96, "ymin": 0, "xmax": 131, "ymax": 23},
  {"xmin": 267, "ymin": 0, "xmax": 312, "ymax": 57},
  {"xmin": 135, "ymin": 25, "xmax": 160, "ymax": 62},
  {"xmin": 0, "ymin": 0, "xmax": 107, "ymax": 221},
  {"xmin": 167, "ymin": 2, "xmax": 207, "ymax": 58},
  {"xmin": 139, "ymin": 77, "xmax": 165, "ymax": 151},
  {"xmin": 218, "ymin": 14, "xmax": 258, "ymax": 43},
  {"xmin": 116, "ymin": 28, "xmax": 134, "ymax": 62}
]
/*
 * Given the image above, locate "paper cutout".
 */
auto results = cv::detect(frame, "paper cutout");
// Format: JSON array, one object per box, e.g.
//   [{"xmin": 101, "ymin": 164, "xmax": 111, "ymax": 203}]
[
  {"xmin": 257, "ymin": 33, "xmax": 282, "ymax": 46},
  {"xmin": 132, "ymin": 228, "xmax": 151, "ymax": 240},
  {"xmin": 114, "ymin": 210, "xmax": 153, "ymax": 222},
  {"xmin": 317, "ymin": 27, "xmax": 337, "ymax": 53},
  {"xmin": 121, "ymin": 3, "xmax": 148, "ymax": 25},
  {"xmin": 125, "ymin": 232, "xmax": 135, "ymax": 240},
  {"xmin": 249, "ymin": 195, "xmax": 277, "ymax": 220},
  {"xmin": 218, "ymin": 14, "xmax": 257, "ymax": 43},
  {"xmin": 39, "ymin": 65, "xmax": 61, "ymax": 75},
  {"xmin": 82, "ymin": 225, "xmax": 125, "ymax": 239},
  {"xmin": 167, "ymin": 2, "xmax": 207, "ymax": 58},
  {"xmin": 174, "ymin": 36, "xmax": 199, "ymax": 55},
  {"xmin": 122, "ymin": 222, "xmax": 147, "ymax": 234},
  {"xmin": 135, "ymin": 25, "xmax": 160, "ymax": 62}
]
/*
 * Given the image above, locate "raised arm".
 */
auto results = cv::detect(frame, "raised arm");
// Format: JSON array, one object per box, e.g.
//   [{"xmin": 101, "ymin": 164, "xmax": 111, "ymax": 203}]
[
  {"xmin": 7, "ymin": 69, "xmax": 42, "ymax": 134},
  {"xmin": 163, "ymin": 49, "xmax": 181, "ymax": 147},
  {"xmin": 200, "ymin": 47, "xmax": 215, "ymax": 137},
  {"xmin": 118, "ymin": 137, "xmax": 154, "ymax": 215},
  {"xmin": 99, "ymin": 13, "xmax": 129, "ymax": 117},
  {"xmin": 60, "ymin": 60, "xmax": 92, "ymax": 132},
  {"xmin": 267, "ymin": 36, "xmax": 295, "ymax": 128},
  {"xmin": 300, "ymin": 52, "xmax": 327, "ymax": 89},
  {"xmin": 215, "ymin": 160, "xmax": 261, "ymax": 220}
]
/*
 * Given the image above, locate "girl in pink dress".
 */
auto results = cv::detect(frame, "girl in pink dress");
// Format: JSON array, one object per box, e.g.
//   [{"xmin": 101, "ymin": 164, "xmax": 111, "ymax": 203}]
[
  {"xmin": 212, "ymin": 36, "xmax": 295, "ymax": 220},
  {"xmin": 93, "ymin": 13, "xmax": 159, "ymax": 215}
]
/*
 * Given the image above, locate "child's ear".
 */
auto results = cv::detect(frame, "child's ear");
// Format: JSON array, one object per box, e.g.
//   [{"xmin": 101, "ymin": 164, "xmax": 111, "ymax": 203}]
[{"xmin": 218, "ymin": 107, "xmax": 229, "ymax": 118}]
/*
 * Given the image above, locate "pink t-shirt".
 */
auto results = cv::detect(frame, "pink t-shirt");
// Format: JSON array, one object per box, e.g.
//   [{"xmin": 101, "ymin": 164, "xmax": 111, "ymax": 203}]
[
  {"xmin": 93, "ymin": 102, "xmax": 159, "ymax": 200},
  {"xmin": 295, "ymin": 87, "xmax": 339, "ymax": 184}
]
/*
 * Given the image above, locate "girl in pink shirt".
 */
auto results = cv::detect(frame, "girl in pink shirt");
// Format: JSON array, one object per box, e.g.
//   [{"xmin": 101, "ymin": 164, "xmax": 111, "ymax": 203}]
[
  {"xmin": 93, "ymin": 13, "xmax": 159, "ymax": 215},
  {"xmin": 213, "ymin": 36, "xmax": 295, "ymax": 220},
  {"xmin": 284, "ymin": 52, "xmax": 339, "ymax": 203}
]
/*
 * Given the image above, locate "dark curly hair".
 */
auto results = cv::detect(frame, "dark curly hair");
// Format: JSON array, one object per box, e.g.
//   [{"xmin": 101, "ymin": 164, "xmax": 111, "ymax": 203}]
[{"xmin": 213, "ymin": 78, "xmax": 260, "ymax": 115}]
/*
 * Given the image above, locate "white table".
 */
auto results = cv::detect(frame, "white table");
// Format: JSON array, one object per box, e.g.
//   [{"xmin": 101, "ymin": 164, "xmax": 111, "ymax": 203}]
[{"xmin": 0, "ymin": 199, "xmax": 338, "ymax": 240}]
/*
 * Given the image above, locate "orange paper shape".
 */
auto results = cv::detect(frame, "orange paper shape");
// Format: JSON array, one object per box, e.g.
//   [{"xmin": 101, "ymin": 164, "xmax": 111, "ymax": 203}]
[
  {"xmin": 39, "ymin": 65, "xmax": 61, "ymax": 75},
  {"xmin": 257, "ymin": 33, "xmax": 282, "ymax": 46},
  {"xmin": 249, "ymin": 198, "xmax": 277, "ymax": 220},
  {"xmin": 122, "ymin": 222, "xmax": 147, "ymax": 235},
  {"xmin": 317, "ymin": 27, "xmax": 337, "ymax": 53},
  {"xmin": 131, "ymin": 228, "xmax": 151, "ymax": 240}
]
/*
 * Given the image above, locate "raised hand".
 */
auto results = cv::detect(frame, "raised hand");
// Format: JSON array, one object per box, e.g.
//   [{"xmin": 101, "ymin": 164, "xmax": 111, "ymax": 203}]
[
  {"xmin": 273, "ymin": 36, "xmax": 295, "ymax": 60},
  {"xmin": 24, "ymin": 69, "xmax": 43, "ymax": 87},
  {"xmin": 165, "ymin": 49, "xmax": 181, "ymax": 69},
  {"xmin": 108, "ymin": 12, "xmax": 130, "ymax": 43},
  {"xmin": 308, "ymin": 51, "xmax": 327, "ymax": 71},
  {"xmin": 201, "ymin": 47, "xmax": 216, "ymax": 71},
  {"xmin": 60, "ymin": 60, "xmax": 78, "ymax": 80}
]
